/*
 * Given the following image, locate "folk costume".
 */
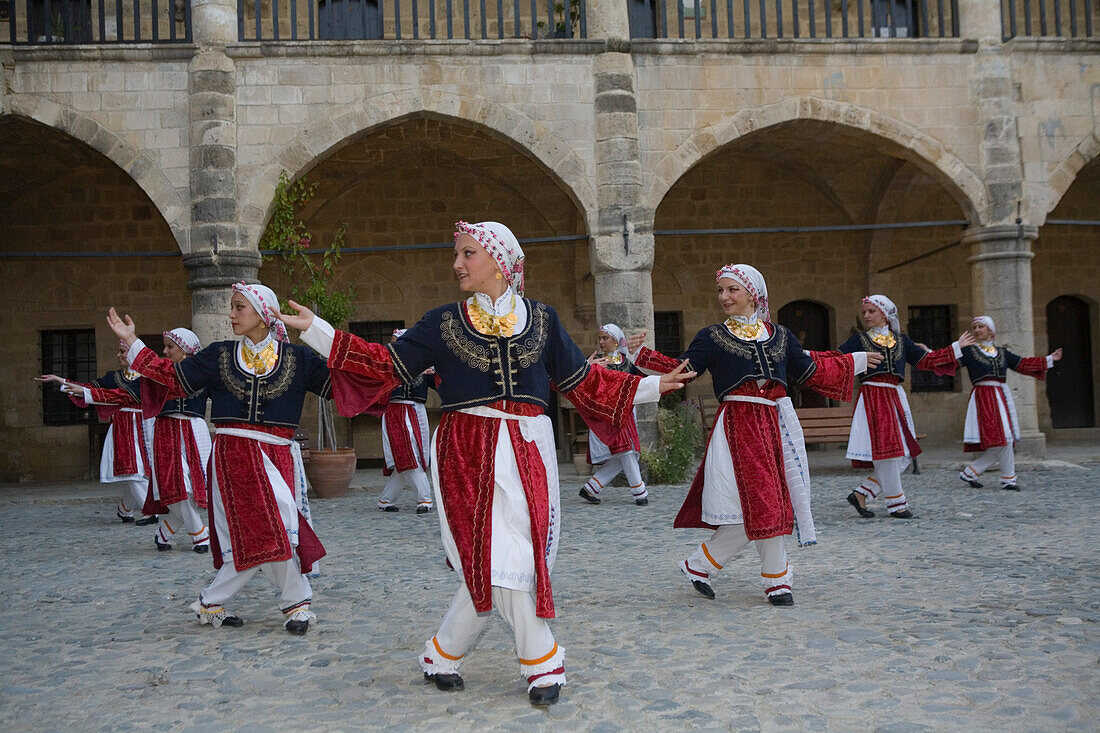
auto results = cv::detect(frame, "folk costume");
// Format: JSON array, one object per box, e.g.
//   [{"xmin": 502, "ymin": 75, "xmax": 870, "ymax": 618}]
[
  {"xmin": 300, "ymin": 221, "xmax": 661, "ymax": 699},
  {"xmin": 126, "ymin": 284, "xmax": 328, "ymax": 632},
  {"xmin": 579, "ymin": 324, "xmax": 648, "ymax": 506},
  {"xmin": 631, "ymin": 265, "xmax": 865, "ymax": 605},
  {"xmin": 67, "ymin": 354, "xmax": 153, "ymax": 524},
  {"xmin": 377, "ymin": 329, "xmax": 433, "ymax": 514},
  {"xmin": 838, "ymin": 295, "xmax": 956, "ymax": 518},
  {"xmin": 954, "ymin": 316, "xmax": 1054, "ymax": 490}
]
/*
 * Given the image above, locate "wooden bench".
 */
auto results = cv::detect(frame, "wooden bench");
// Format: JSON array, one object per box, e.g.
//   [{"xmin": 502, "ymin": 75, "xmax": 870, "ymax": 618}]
[{"xmin": 690, "ymin": 396, "xmax": 923, "ymax": 473}]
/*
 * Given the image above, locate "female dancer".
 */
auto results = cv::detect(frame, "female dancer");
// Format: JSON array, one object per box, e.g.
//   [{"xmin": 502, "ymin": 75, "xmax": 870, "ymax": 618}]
[
  {"xmin": 839, "ymin": 295, "xmax": 959, "ymax": 519},
  {"xmin": 955, "ymin": 316, "xmax": 1061, "ymax": 491},
  {"xmin": 38, "ymin": 342, "xmax": 155, "ymax": 526},
  {"xmin": 107, "ymin": 283, "xmax": 328, "ymax": 635},
  {"xmin": 628, "ymin": 265, "xmax": 879, "ymax": 606},
  {"xmin": 578, "ymin": 324, "xmax": 648, "ymax": 506},
  {"xmin": 282, "ymin": 221, "xmax": 691, "ymax": 706},
  {"xmin": 376, "ymin": 328, "xmax": 434, "ymax": 514}
]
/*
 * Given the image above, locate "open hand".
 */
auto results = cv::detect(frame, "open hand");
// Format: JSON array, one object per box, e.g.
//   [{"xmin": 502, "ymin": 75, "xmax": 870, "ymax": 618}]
[
  {"xmin": 60, "ymin": 383, "xmax": 83, "ymax": 396},
  {"xmin": 35, "ymin": 374, "xmax": 66, "ymax": 386},
  {"xmin": 273, "ymin": 299, "xmax": 315, "ymax": 332},
  {"xmin": 957, "ymin": 331, "xmax": 977, "ymax": 348},
  {"xmin": 626, "ymin": 331, "xmax": 647, "ymax": 354},
  {"xmin": 1050, "ymin": 347, "xmax": 1063, "ymax": 362},
  {"xmin": 658, "ymin": 359, "xmax": 696, "ymax": 394},
  {"xmin": 107, "ymin": 307, "xmax": 137, "ymax": 346},
  {"xmin": 865, "ymin": 351, "xmax": 884, "ymax": 367}
]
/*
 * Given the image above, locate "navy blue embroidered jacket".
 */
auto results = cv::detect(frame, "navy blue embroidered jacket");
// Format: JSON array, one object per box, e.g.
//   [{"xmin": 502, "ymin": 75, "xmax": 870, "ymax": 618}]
[
  {"xmin": 958, "ymin": 345, "xmax": 1040, "ymax": 382},
  {"xmin": 839, "ymin": 332, "xmax": 928, "ymax": 382},
  {"xmin": 672, "ymin": 323, "xmax": 817, "ymax": 398},
  {"xmin": 386, "ymin": 299, "xmax": 589, "ymax": 411},
  {"xmin": 170, "ymin": 341, "xmax": 332, "ymax": 428},
  {"xmin": 389, "ymin": 375, "xmax": 430, "ymax": 403},
  {"xmin": 158, "ymin": 388, "xmax": 209, "ymax": 419},
  {"xmin": 91, "ymin": 370, "xmax": 142, "ymax": 402}
]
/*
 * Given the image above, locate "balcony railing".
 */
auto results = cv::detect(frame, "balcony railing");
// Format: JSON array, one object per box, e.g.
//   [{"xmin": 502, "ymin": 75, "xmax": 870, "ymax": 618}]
[
  {"xmin": 627, "ymin": 0, "xmax": 959, "ymax": 38},
  {"xmin": 1001, "ymin": 0, "xmax": 1097, "ymax": 38},
  {"xmin": 236, "ymin": 0, "xmax": 586, "ymax": 41},
  {"xmin": 4, "ymin": 0, "xmax": 192, "ymax": 43}
]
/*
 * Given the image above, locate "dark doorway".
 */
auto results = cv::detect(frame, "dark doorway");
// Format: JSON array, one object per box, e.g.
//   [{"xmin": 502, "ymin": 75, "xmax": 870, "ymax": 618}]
[
  {"xmin": 1046, "ymin": 295, "xmax": 1095, "ymax": 428},
  {"xmin": 318, "ymin": 0, "xmax": 382, "ymax": 39},
  {"xmin": 779, "ymin": 300, "xmax": 830, "ymax": 408},
  {"xmin": 627, "ymin": 0, "xmax": 657, "ymax": 38}
]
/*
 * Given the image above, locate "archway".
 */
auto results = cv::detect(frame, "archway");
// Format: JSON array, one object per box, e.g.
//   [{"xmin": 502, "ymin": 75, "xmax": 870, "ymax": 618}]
[
  {"xmin": 779, "ymin": 300, "xmax": 832, "ymax": 407},
  {"xmin": 1046, "ymin": 296, "xmax": 1096, "ymax": 428}
]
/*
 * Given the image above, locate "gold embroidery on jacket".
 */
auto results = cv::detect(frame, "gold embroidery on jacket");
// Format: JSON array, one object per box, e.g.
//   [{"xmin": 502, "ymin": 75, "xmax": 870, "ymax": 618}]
[{"xmin": 440, "ymin": 312, "xmax": 492, "ymax": 372}]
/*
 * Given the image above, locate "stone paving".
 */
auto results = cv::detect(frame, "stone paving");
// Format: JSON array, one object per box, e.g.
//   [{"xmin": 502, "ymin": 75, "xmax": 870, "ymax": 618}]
[{"xmin": 2, "ymin": 450, "xmax": 1098, "ymax": 731}]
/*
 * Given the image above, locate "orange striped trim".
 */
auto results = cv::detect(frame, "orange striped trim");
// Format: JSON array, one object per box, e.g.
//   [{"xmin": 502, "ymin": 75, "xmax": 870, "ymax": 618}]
[
  {"xmin": 188, "ymin": 527, "xmax": 206, "ymax": 536},
  {"xmin": 701, "ymin": 543, "xmax": 723, "ymax": 570},
  {"xmin": 432, "ymin": 636, "xmax": 463, "ymax": 661},
  {"xmin": 119, "ymin": 500, "xmax": 130, "ymax": 512},
  {"xmin": 884, "ymin": 494, "xmax": 903, "ymax": 500},
  {"xmin": 589, "ymin": 477, "xmax": 604, "ymax": 489},
  {"xmin": 282, "ymin": 601, "xmax": 310, "ymax": 615},
  {"xmin": 761, "ymin": 564, "xmax": 789, "ymax": 579},
  {"xmin": 163, "ymin": 520, "xmax": 175, "ymax": 534},
  {"xmin": 1001, "ymin": 475, "xmax": 1015, "ymax": 480},
  {"xmin": 629, "ymin": 482, "xmax": 644, "ymax": 489},
  {"xmin": 867, "ymin": 477, "xmax": 881, "ymax": 486},
  {"xmin": 520, "ymin": 643, "xmax": 559, "ymax": 666}
]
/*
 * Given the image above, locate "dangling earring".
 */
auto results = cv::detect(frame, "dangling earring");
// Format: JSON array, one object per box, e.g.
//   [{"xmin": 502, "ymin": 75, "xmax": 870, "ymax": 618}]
[{"xmin": 494, "ymin": 272, "xmax": 502, "ymax": 280}]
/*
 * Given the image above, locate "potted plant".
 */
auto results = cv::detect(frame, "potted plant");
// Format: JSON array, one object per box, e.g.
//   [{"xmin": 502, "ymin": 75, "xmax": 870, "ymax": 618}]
[
  {"xmin": 536, "ymin": 2, "xmax": 581, "ymax": 38},
  {"xmin": 262, "ymin": 171, "xmax": 357, "ymax": 497}
]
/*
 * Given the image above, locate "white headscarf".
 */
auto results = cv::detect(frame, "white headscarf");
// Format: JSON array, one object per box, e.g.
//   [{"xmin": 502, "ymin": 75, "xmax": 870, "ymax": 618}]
[
  {"xmin": 863, "ymin": 294, "xmax": 900, "ymax": 334},
  {"xmin": 455, "ymin": 221, "xmax": 525, "ymax": 296},
  {"xmin": 972, "ymin": 316, "xmax": 995, "ymax": 337},
  {"xmin": 716, "ymin": 263, "xmax": 770, "ymax": 322},
  {"xmin": 231, "ymin": 282, "xmax": 288, "ymax": 343},
  {"xmin": 599, "ymin": 324, "xmax": 629, "ymax": 356},
  {"xmin": 163, "ymin": 327, "xmax": 201, "ymax": 355}
]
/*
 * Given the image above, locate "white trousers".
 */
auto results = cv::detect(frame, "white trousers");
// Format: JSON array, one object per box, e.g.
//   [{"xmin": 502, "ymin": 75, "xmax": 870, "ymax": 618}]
[
  {"xmin": 585, "ymin": 453, "xmax": 647, "ymax": 500},
  {"xmin": 116, "ymin": 479, "xmax": 150, "ymax": 518},
  {"xmin": 419, "ymin": 583, "xmax": 566, "ymax": 691},
  {"xmin": 200, "ymin": 556, "xmax": 313, "ymax": 612},
  {"xmin": 156, "ymin": 498, "xmax": 209, "ymax": 547},
  {"xmin": 684, "ymin": 523, "xmax": 791, "ymax": 597},
  {"xmin": 962, "ymin": 445, "xmax": 1016, "ymax": 486},
  {"xmin": 854, "ymin": 457, "xmax": 910, "ymax": 513},
  {"xmin": 378, "ymin": 468, "xmax": 433, "ymax": 508}
]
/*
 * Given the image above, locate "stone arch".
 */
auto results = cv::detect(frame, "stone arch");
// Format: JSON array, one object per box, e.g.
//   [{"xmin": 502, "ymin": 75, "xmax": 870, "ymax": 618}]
[
  {"xmin": 241, "ymin": 91, "xmax": 596, "ymax": 245},
  {"xmin": 1043, "ymin": 130, "xmax": 1100, "ymax": 222},
  {"xmin": 4, "ymin": 98, "xmax": 189, "ymax": 251},
  {"xmin": 642, "ymin": 97, "xmax": 987, "ymax": 225}
]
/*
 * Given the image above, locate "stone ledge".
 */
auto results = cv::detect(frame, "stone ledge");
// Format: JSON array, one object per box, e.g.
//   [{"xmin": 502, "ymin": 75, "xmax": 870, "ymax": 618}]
[
  {"xmin": 226, "ymin": 38, "xmax": 608, "ymax": 58},
  {"xmin": 1002, "ymin": 37, "xmax": 1100, "ymax": 53},
  {"xmin": 7, "ymin": 44, "xmax": 196, "ymax": 62},
  {"xmin": 630, "ymin": 37, "xmax": 979, "ymax": 55}
]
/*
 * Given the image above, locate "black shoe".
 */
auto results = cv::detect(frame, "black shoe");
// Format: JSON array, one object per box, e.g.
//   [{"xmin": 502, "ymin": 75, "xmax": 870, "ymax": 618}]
[
  {"xmin": 891, "ymin": 509, "xmax": 914, "ymax": 519},
  {"xmin": 635, "ymin": 497, "xmax": 649, "ymax": 506},
  {"xmin": 578, "ymin": 487, "xmax": 601, "ymax": 504},
  {"xmin": 285, "ymin": 619, "xmax": 309, "ymax": 635},
  {"xmin": 768, "ymin": 592, "xmax": 794, "ymax": 606},
  {"xmin": 379, "ymin": 505, "xmax": 399, "ymax": 512},
  {"xmin": 424, "ymin": 672, "xmax": 464, "ymax": 691},
  {"xmin": 959, "ymin": 473, "xmax": 983, "ymax": 488},
  {"xmin": 1003, "ymin": 484, "xmax": 1020, "ymax": 491},
  {"xmin": 155, "ymin": 538, "xmax": 172, "ymax": 551},
  {"xmin": 193, "ymin": 544, "xmax": 210, "ymax": 554},
  {"xmin": 529, "ymin": 683, "xmax": 560, "ymax": 706},
  {"xmin": 847, "ymin": 492, "xmax": 875, "ymax": 518},
  {"xmin": 221, "ymin": 615, "xmax": 244, "ymax": 628},
  {"xmin": 416, "ymin": 506, "xmax": 431, "ymax": 515},
  {"xmin": 681, "ymin": 562, "xmax": 715, "ymax": 599},
  {"xmin": 135, "ymin": 515, "xmax": 159, "ymax": 526},
  {"xmin": 117, "ymin": 511, "xmax": 135, "ymax": 524}
]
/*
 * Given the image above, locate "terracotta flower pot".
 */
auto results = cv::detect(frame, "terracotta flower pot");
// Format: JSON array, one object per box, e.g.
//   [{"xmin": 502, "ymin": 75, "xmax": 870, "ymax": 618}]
[{"xmin": 306, "ymin": 448, "xmax": 357, "ymax": 498}]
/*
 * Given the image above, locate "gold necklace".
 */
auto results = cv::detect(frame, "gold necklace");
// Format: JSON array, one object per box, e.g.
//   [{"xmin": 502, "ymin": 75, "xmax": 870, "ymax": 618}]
[
  {"xmin": 725, "ymin": 318, "xmax": 764, "ymax": 341},
  {"xmin": 241, "ymin": 343, "xmax": 278, "ymax": 374},
  {"xmin": 603, "ymin": 352, "xmax": 624, "ymax": 365},
  {"xmin": 868, "ymin": 331, "xmax": 897, "ymax": 348},
  {"xmin": 468, "ymin": 294, "xmax": 518, "ymax": 337}
]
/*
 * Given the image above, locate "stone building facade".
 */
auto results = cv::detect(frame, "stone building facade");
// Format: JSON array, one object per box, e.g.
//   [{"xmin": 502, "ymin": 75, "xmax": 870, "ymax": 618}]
[{"xmin": 1, "ymin": 0, "xmax": 1097, "ymax": 482}]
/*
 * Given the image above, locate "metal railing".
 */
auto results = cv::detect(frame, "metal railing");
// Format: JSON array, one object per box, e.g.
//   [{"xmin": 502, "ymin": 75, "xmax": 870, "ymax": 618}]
[
  {"xmin": 236, "ymin": 0, "xmax": 586, "ymax": 41},
  {"xmin": 1001, "ymin": 0, "xmax": 1097, "ymax": 38},
  {"xmin": 4, "ymin": 0, "xmax": 192, "ymax": 43},
  {"xmin": 627, "ymin": 0, "xmax": 959, "ymax": 39}
]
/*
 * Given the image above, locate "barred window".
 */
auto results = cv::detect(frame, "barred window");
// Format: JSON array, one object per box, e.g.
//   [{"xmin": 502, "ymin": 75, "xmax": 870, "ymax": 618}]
[
  {"xmin": 41, "ymin": 329, "xmax": 97, "ymax": 425},
  {"xmin": 349, "ymin": 320, "xmax": 406, "ymax": 344},
  {"xmin": 908, "ymin": 305, "xmax": 955, "ymax": 392},
  {"xmin": 654, "ymin": 311, "xmax": 683, "ymax": 357}
]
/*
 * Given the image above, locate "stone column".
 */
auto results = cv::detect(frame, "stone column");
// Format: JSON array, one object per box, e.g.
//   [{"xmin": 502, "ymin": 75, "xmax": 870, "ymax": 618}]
[
  {"xmin": 184, "ymin": 0, "xmax": 258, "ymax": 345},
  {"xmin": 587, "ymin": 2, "xmax": 659, "ymax": 441},
  {"xmin": 964, "ymin": 224, "xmax": 1046, "ymax": 455}
]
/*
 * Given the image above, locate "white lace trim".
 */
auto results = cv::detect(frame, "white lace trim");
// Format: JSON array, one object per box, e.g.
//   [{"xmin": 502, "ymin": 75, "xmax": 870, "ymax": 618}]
[
  {"xmin": 419, "ymin": 638, "xmax": 463, "ymax": 675},
  {"xmin": 190, "ymin": 600, "xmax": 230, "ymax": 628},
  {"xmin": 283, "ymin": 608, "xmax": 316, "ymax": 626}
]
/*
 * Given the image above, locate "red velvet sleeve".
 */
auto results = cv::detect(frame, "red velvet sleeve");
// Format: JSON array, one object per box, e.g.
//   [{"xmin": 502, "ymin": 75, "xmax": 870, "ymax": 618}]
[
  {"xmin": 327, "ymin": 329, "xmax": 403, "ymax": 418},
  {"xmin": 560, "ymin": 364, "xmax": 640, "ymax": 447},
  {"xmin": 1013, "ymin": 356, "xmax": 1049, "ymax": 380},
  {"xmin": 68, "ymin": 386, "xmax": 136, "ymax": 422},
  {"xmin": 131, "ymin": 347, "xmax": 186, "ymax": 418},
  {"xmin": 915, "ymin": 345, "xmax": 959, "ymax": 376},
  {"xmin": 803, "ymin": 351, "xmax": 856, "ymax": 402},
  {"xmin": 634, "ymin": 346, "xmax": 681, "ymax": 374}
]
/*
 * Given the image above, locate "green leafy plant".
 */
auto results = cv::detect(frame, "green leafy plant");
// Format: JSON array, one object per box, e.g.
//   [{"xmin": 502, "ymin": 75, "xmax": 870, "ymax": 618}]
[
  {"xmin": 640, "ymin": 401, "xmax": 705, "ymax": 485},
  {"xmin": 536, "ymin": 2, "xmax": 581, "ymax": 36},
  {"xmin": 261, "ymin": 171, "xmax": 354, "ymax": 328}
]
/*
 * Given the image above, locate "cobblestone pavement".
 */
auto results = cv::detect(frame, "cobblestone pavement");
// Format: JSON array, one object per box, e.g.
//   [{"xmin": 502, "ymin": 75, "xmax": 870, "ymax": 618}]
[{"xmin": 2, "ymin": 454, "xmax": 1097, "ymax": 731}]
